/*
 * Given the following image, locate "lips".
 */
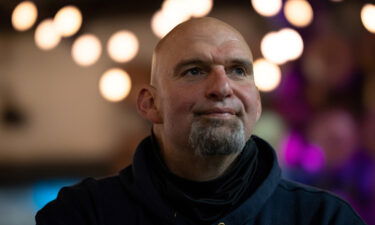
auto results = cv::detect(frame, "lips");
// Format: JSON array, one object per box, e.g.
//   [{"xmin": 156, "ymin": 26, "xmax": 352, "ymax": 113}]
[{"xmin": 195, "ymin": 107, "xmax": 238, "ymax": 116}]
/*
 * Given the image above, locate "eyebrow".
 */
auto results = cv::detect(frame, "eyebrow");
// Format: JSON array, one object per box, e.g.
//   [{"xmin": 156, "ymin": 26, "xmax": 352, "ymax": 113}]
[
  {"xmin": 173, "ymin": 58, "xmax": 253, "ymax": 76},
  {"xmin": 173, "ymin": 58, "xmax": 207, "ymax": 77},
  {"xmin": 230, "ymin": 59, "xmax": 253, "ymax": 75}
]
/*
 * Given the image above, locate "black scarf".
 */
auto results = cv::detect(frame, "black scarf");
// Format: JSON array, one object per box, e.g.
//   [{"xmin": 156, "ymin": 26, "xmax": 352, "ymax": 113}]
[{"xmin": 147, "ymin": 135, "xmax": 260, "ymax": 224}]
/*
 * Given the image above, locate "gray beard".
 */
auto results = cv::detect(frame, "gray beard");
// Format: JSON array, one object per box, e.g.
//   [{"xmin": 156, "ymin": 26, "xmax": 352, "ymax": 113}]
[{"xmin": 188, "ymin": 117, "xmax": 246, "ymax": 157}]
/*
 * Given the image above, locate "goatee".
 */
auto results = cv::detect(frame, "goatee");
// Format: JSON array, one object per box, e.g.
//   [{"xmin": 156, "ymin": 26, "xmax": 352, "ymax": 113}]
[{"xmin": 188, "ymin": 117, "xmax": 246, "ymax": 157}]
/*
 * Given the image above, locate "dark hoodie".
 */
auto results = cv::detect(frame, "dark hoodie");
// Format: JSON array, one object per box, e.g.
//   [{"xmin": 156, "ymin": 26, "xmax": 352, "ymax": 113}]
[{"xmin": 36, "ymin": 136, "xmax": 365, "ymax": 225}]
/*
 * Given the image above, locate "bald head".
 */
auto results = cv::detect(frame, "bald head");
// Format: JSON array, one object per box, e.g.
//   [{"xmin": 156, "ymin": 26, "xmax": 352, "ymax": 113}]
[{"xmin": 151, "ymin": 17, "xmax": 253, "ymax": 86}]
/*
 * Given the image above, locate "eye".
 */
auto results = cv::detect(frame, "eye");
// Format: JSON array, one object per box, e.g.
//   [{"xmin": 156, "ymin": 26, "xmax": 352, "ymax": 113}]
[
  {"xmin": 230, "ymin": 66, "xmax": 246, "ymax": 76},
  {"xmin": 183, "ymin": 67, "xmax": 204, "ymax": 76}
]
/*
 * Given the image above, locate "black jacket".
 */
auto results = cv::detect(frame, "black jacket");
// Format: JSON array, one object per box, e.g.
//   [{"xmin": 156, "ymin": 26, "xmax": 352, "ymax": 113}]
[{"xmin": 36, "ymin": 136, "xmax": 365, "ymax": 225}]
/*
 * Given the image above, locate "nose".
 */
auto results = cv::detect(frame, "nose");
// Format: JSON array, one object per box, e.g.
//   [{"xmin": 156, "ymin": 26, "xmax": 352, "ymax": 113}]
[{"xmin": 205, "ymin": 67, "xmax": 234, "ymax": 101}]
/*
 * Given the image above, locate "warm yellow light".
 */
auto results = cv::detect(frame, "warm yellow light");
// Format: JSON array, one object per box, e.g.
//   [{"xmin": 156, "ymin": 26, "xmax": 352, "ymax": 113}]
[
  {"xmin": 361, "ymin": 4, "xmax": 375, "ymax": 34},
  {"xmin": 151, "ymin": 10, "xmax": 165, "ymax": 38},
  {"xmin": 284, "ymin": 0, "xmax": 314, "ymax": 27},
  {"xmin": 151, "ymin": 9, "xmax": 189, "ymax": 38},
  {"xmin": 162, "ymin": 0, "xmax": 191, "ymax": 19},
  {"xmin": 150, "ymin": 0, "xmax": 213, "ymax": 38},
  {"xmin": 99, "ymin": 68, "xmax": 132, "ymax": 102},
  {"xmin": 107, "ymin": 30, "xmax": 139, "ymax": 63},
  {"xmin": 251, "ymin": 0, "xmax": 282, "ymax": 17},
  {"xmin": 12, "ymin": 1, "xmax": 38, "ymax": 31},
  {"xmin": 278, "ymin": 28, "xmax": 304, "ymax": 61},
  {"xmin": 261, "ymin": 31, "xmax": 286, "ymax": 64},
  {"xmin": 188, "ymin": 0, "xmax": 213, "ymax": 17},
  {"xmin": 54, "ymin": 5, "xmax": 82, "ymax": 37},
  {"xmin": 254, "ymin": 58, "xmax": 282, "ymax": 92},
  {"xmin": 34, "ymin": 19, "xmax": 61, "ymax": 50},
  {"xmin": 261, "ymin": 28, "xmax": 304, "ymax": 64},
  {"xmin": 161, "ymin": 0, "xmax": 213, "ymax": 19},
  {"xmin": 71, "ymin": 34, "xmax": 102, "ymax": 66}
]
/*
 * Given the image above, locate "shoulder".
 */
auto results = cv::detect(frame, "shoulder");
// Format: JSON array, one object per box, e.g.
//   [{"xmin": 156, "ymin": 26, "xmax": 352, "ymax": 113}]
[
  {"xmin": 266, "ymin": 179, "xmax": 365, "ymax": 224},
  {"xmin": 35, "ymin": 166, "xmax": 137, "ymax": 225},
  {"xmin": 277, "ymin": 179, "xmax": 351, "ymax": 205},
  {"xmin": 62, "ymin": 166, "xmax": 134, "ymax": 202}
]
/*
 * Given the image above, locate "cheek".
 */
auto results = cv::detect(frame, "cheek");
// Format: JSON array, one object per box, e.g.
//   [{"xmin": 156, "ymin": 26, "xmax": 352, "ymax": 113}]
[
  {"xmin": 235, "ymin": 84, "xmax": 261, "ymax": 129},
  {"xmin": 161, "ymin": 87, "xmax": 196, "ymax": 120},
  {"xmin": 160, "ymin": 91, "xmax": 196, "ymax": 142}
]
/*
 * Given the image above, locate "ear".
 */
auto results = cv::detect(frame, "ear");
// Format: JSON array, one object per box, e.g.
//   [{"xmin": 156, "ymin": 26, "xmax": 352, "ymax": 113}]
[{"xmin": 136, "ymin": 85, "xmax": 163, "ymax": 124}]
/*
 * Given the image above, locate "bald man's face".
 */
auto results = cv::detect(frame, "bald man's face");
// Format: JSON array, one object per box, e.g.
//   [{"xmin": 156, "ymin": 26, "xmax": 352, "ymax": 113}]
[{"xmin": 151, "ymin": 22, "xmax": 261, "ymax": 155}]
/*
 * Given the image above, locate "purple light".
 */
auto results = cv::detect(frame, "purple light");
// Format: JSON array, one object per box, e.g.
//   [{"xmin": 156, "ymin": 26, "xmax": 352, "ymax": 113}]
[
  {"xmin": 301, "ymin": 145, "xmax": 325, "ymax": 173},
  {"xmin": 281, "ymin": 131, "xmax": 325, "ymax": 173},
  {"xmin": 282, "ymin": 132, "xmax": 304, "ymax": 167}
]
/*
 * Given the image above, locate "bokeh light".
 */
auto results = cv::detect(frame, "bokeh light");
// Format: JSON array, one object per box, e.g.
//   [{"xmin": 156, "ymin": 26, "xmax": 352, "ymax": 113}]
[
  {"xmin": 361, "ymin": 4, "xmax": 375, "ymax": 34},
  {"xmin": 301, "ymin": 145, "xmax": 325, "ymax": 173},
  {"xmin": 151, "ymin": 0, "xmax": 213, "ymax": 38},
  {"xmin": 261, "ymin": 31, "xmax": 286, "ymax": 64},
  {"xmin": 34, "ymin": 19, "xmax": 61, "ymax": 50},
  {"xmin": 253, "ymin": 58, "xmax": 282, "ymax": 92},
  {"xmin": 162, "ymin": 0, "xmax": 213, "ymax": 18},
  {"xmin": 53, "ymin": 5, "xmax": 82, "ymax": 37},
  {"xmin": 284, "ymin": 0, "xmax": 314, "ymax": 28},
  {"xmin": 107, "ymin": 30, "xmax": 139, "ymax": 63},
  {"xmin": 99, "ymin": 68, "xmax": 132, "ymax": 102},
  {"xmin": 279, "ymin": 28, "xmax": 304, "ymax": 61},
  {"xmin": 33, "ymin": 179, "xmax": 77, "ymax": 210},
  {"xmin": 161, "ymin": 0, "xmax": 191, "ymax": 19},
  {"xmin": 186, "ymin": 0, "xmax": 213, "ymax": 17},
  {"xmin": 253, "ymin": 110, "xmax": 286, "ymax": 150},
  {"xmin": 11, "ymin": 1, "xmax": 38, "ymax": 31},
  {"xmin": 151, "ymin": 9, "xmax": 189, "ymax": 38},
  {"xmin": 261, "ymin": 28, "xmax": 304, "ymax": 64},
  {"xmin": 281, "ymin": 132, "xmax": 325, "ymax": 173},
  {"xmin": 251, "ymin": 0, "xmax": 282, "ymax": 17},
  {"xmin": 71, "ymin": 34, "xmax": 102, "ymax": 66}
]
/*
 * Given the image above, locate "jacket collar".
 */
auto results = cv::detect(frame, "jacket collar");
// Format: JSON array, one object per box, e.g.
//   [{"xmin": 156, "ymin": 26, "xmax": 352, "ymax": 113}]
[{"xmin": 120, "ymin": 135, "xmax": 281, "ymax": 225}]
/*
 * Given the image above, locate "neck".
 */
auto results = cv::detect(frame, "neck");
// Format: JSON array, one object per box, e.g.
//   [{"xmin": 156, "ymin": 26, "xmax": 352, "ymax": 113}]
[{"xmin": 164, "ymin": 151, "xmax": 241, "ymax": 181}]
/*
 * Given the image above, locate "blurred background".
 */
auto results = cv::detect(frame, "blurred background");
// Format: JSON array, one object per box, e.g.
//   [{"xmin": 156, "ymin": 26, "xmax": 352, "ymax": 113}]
[{"xmin": 0, "ymin": 0, "xmax": 374, "ymax": 224}]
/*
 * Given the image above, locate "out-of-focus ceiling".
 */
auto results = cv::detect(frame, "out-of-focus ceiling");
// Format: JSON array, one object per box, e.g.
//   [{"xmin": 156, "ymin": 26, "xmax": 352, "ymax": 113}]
[{"xmin": 0, "ymin": 0, "xmax": 257, "ymax": 31}]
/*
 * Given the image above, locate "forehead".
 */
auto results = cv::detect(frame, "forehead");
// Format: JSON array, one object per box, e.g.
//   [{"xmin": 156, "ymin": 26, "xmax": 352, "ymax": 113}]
[{"xmin": 162, "ymin": 31, "xmax": 252, "ymax": 64}]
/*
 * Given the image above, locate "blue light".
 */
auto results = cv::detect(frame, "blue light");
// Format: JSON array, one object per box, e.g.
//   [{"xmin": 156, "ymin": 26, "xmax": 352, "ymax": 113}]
[{"xmin": 32, "ymin": 179, "xmax": 78, "ymax": 210}]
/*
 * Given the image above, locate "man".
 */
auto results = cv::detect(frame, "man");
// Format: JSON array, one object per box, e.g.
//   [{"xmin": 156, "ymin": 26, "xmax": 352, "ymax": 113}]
[{"xmin": 36, "ymin": 17, "xmax": 365, "ymax": 225}]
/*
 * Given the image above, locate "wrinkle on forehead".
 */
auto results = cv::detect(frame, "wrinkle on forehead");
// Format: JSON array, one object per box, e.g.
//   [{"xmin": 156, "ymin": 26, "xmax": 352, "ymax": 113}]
[{"xmin": 151, "ymin": 17, "xmax": 252, "ymax": 87}]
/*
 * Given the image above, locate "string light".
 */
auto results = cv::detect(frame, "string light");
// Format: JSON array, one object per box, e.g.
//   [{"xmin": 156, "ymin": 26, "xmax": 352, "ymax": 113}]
[
  {"xmin": 253, "ymin": 58, "xmax": 282, "ymax": 92},
  {"xmin": 361, "ymin": 4, "xmax": 375, "ymax": 34},
  {"xmin": 11, "ymin": 1, "xmax": 38, "ymax": 31},
  {"xmin": 284, "ymin": 0, "xmax": 314, "ymax": 28},
  {"xmin": 151, "ymin": 0, "xmax": 213, "ymax": 38},
  {"xmin": 151, "ymin": 9, "xmax": 189, "ymax": 38},
  {"xmin": 261, "ymin": 31, "xmax": 286, "ymax": 64},
  {"xmin": 107, "ymin": 30, "xmax": 139, "ymax": 63},
  {"xmin": 251, "ymin": 0, "xmax": 282, "ymax": 17},
  {"xmin": 278, "ymin": 28, "xmax": 304, "ymax": 61},
  {"xmin": 71, "ymin": 34, "xmax": 102, "ymax": 66},
  {"xmin": 186, "ymin": 0, "xmax": 213, "ymax": 17},
  {"xmin": 99, "ymin": 68, "xmax": 132, "ymax": 102},
  {"xmin": 261, "ymin": 28, "xmax": 304, "ymax": 64},
  {"xmin": 34, "ymin": 19, "xmax": 61, "ymax": 50},
  {"xmin": 53, "ymin": 5, "xmax": 82, "ymax": 37}
]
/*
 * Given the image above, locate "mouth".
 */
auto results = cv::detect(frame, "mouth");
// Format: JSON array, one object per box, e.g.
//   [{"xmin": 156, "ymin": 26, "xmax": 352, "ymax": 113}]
[{"xmin": 194, "ymin": 108, "xmax": 239, "ymax": 118}]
